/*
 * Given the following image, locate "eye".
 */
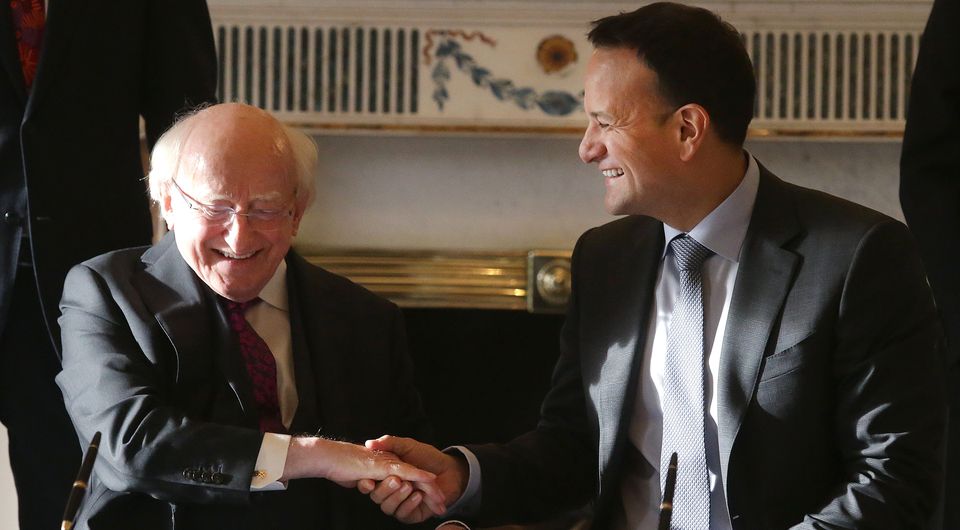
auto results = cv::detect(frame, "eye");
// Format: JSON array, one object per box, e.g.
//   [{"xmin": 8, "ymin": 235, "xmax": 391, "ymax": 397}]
[{"xmin": 199, "ymin": 204, "xmax": 234, "ymax": 221}]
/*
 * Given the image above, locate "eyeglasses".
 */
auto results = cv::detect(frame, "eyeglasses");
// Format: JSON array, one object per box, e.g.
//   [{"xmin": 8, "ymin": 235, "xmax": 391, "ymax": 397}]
[{"xmin": 171, "ymin": 178, "xmax": 296, "ymax": 230}]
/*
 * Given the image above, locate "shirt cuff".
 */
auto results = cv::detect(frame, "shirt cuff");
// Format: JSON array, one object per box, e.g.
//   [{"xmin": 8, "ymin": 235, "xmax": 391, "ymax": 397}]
[
  {"xmin": 434, "ymin": 521, "xmax": 471, "ymax": 530},
  {"xmin": 250, "ymin": 433, "xmax": 291, "ymax": 490},
  {"xmin": 443, "ymin": 446, "xmax": 482, "ymax": 515}
]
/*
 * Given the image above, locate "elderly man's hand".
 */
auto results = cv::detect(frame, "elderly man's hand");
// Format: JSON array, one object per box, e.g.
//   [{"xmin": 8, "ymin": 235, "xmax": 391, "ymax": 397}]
[
  {"xmin": 279, "ymin": 437, "xmax": 445, "ymax": 513},
  {"xmin": 356, "ymin": 436, "xmax": 469, "ymax": 523}
]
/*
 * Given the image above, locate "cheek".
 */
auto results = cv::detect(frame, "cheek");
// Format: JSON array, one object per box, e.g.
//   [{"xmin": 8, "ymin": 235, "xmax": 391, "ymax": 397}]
[{"xmin": 190, "ymin": 225, "xmax": 224, "ymax": 248}]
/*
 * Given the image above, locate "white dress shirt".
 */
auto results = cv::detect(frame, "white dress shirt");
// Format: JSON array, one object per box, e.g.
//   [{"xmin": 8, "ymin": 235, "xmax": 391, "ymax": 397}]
[
  {"xmin": 617, "ymin": 154, "xmax": 759, "ymax": 529},
  {"xmin": 239, "ymin": 260, "xmax": 299, "ymax": 490}
]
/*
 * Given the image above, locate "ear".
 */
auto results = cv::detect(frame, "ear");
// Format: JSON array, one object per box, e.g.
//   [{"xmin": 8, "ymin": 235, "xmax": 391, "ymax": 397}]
[
  {"xmin": 290, "ymin": 204, "xmax": 306, "ymax": 237},
  {"xmin": 159, "ymin": 188, "xmax": 176, "ymax": 231},
  {"xmin": 677, "ymin": 104, "xmax": 709, "ymax": 162}
]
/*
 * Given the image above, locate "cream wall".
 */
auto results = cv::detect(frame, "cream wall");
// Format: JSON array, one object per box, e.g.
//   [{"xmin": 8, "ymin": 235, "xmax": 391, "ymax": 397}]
[
  {"xmin": 295, "ymin": 134, "xmax": 904, "ymax": 253},
  {"xmin": 1, "ymin": 426, "xmax": 13, "ymax": 527}
]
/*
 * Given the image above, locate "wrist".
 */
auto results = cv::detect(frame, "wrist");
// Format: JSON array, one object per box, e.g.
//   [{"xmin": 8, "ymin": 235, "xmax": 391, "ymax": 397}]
[
  {"xmin": 282, "ymin": 436, "xmax": 326, "ymax": 481},
  {"xmin": 447, "ymin": 452, "xmax": 469, "ymax": 501}
]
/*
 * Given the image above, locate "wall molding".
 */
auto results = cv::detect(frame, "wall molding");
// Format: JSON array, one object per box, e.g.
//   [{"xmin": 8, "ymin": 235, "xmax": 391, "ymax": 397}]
[{"xmin": 207, "ymin": 0, "xmax": 932, "ymax": 138}]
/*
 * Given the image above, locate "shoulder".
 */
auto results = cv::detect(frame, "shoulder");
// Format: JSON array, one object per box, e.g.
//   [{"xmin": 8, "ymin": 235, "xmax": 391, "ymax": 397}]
[
  {"xmin": 66, "ymin": 245, "xmax": 153, "ymax": 286},
  {"xmin": 286, "ymin": 251, "xmax": 400, "ymax": 315},
  {"xmin": 759, "ymin": 168, "xmax": 906, "ymax": 245},
  {"xmin": 572, "ymin": 215, "xmax": 661, "ymax": 264},
  {"xmin": 578, "ymin": 215, "xmax": 659, "ymax": 247}
]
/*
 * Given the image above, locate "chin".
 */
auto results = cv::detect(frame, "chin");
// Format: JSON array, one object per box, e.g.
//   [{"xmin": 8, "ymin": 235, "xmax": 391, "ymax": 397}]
[{"xmin": 217, "ymin": 286, "xmax": 260, "ymax": 303}]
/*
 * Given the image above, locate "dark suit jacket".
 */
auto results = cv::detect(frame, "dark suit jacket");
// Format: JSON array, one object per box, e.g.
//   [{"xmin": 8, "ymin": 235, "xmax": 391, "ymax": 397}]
[
  {"xmin": 899, "ymin": 1, "xmax": 960, "ymax": 526},
  {"xmin": 56, "ymin": 233, "xmax": 431, "ymax": 530},
  {"xmin": 0, "ymin": 0, "xmax": 217, "ymax": 347},
  {"xmin": 469, "ymin": 168, "xmax": 946, "ymax": 529}
]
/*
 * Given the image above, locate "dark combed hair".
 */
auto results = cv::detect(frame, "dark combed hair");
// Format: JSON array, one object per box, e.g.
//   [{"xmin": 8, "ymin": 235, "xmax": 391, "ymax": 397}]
[{"xmin": 588, "ymin": 2, "xmax": 756, "ymax": 146}]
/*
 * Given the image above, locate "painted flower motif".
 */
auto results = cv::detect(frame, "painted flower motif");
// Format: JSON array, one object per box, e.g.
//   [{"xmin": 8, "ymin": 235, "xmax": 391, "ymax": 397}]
[
  {"xmin": 428, "ymin": 33, "xmax": 582, "ymax": 116},
  {"xmin": 536, "ymin": 35, "xmax": 577, "ymax": 74}
]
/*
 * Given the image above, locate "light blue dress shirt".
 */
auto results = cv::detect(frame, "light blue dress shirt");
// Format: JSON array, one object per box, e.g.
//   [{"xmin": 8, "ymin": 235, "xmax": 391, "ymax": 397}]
[{"xmin": 451, "ymin": 154, "xmax": 760, "ymax": 530}]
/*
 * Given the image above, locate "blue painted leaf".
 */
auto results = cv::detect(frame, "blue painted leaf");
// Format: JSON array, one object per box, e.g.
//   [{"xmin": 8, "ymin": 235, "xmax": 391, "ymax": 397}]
[
  {"xmin": 537, "ymin": 91, "xmax": 581, "ymax": 116},
  {"xmin": 432, "ymin": 87, "xmax": 449, "ymax": 111},
  {"xmin": 489, "ymin": 79, "xmax": 514, "ymax": 100},
  {"xmin": 511, "ymin": 87, "xmax": 536, "ymax": 109},
  {"xmin": 435, "ymin": 40, "xmax": 459, "ymax": 58},
  {"xmin": 431, "ymin": 61, "xmax": 450, "ymax": 83},
  {"xmin": 470, "ymin": 67, "xmax": 491, "ymax": 85},
  {"xmin": 454, "ymin": 51, "xmax": 475, "ymax": 70}
]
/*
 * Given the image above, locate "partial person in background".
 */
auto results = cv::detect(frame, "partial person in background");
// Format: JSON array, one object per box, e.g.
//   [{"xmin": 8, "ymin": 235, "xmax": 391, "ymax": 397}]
[
  {"xmin": 363, "ymin": 3, "xmax": 947, "ymax": 528},
  {"xmin": 0, "ymin": 1, "xmax": 216, "ymax": 528},
  {"xmin": 899, "ymin": 0, "xmax": 960, "ymax": 528},
  {"xmin": 56, "ymin": 103, "xmax": 442, "ymax": 530}
]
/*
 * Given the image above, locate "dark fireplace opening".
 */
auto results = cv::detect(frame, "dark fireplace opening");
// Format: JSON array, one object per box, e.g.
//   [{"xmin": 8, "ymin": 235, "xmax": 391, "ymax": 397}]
[{"xmin": 403, "ymin": 308, "xmax": 566, "ymax": 448}]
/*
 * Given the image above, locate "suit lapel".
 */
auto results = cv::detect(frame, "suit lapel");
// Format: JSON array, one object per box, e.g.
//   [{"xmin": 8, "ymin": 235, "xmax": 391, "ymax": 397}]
[
  {"xmin": 0, "ymin": 0, "xmax": 28, "ymax": 104},
  {"xmin": 285, "ymin": 253, "xmax": 322, "ymax": 434},
  {"xmin": 595, "ymin": 219, "xmax": 664, "ymax": 480},
  {"xmin": 24, "ymin": 0, "xmax": 89, "ymax": 118},
  {"xmin": 131, "ymin": 233, "xmax": 258, "ymax": 428},
  {"xmin": 288, "ymin": 253, "xmax": 359, "ymax": 436},
  {"xmin": 717, "ymin": 168, "xmax": 802, "ymax": 482}
]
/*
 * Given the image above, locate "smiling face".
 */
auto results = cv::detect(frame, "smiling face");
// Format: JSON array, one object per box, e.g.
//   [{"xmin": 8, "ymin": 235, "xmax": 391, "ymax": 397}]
[
  {"xmin": 578, "ymin": 47, "xmax": 683, "ymax": 218},
  {"xmin": 161, "ymin": 104, "xmax": 304, "ymax": 302}
]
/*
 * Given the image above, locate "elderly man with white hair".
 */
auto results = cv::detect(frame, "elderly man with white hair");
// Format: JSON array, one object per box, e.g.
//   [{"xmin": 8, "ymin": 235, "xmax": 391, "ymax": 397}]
[{"xmin": 55, "ymin": 103, "xmax": 443, "ymax": 530}]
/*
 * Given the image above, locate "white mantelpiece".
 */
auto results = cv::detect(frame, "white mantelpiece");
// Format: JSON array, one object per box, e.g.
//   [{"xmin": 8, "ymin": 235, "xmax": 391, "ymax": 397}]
[{"xmin": 206, "ymin": 0, "xmax": 934, "ymax": 137}]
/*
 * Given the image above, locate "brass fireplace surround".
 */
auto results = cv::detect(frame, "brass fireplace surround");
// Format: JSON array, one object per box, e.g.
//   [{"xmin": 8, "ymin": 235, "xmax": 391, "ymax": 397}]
[{"xmin": 306, "ymin": 249, "xmax": 572, "ymax": 313}]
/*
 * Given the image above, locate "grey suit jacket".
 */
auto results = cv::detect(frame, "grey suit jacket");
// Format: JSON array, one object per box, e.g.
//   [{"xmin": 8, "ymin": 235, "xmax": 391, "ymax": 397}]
[
  {"xmin": 469, "ymin": 167, "xmax": 946, "ymax": 529},
  {"xmin": 56, "ymin": 233, "xmax": 430, "ymax": 530}
]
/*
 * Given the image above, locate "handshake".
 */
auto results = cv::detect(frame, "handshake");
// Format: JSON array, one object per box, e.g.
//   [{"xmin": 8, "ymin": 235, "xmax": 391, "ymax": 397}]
[{"xmin": 282, "ymin": 434, "xmax": 469, "ymax": 525}]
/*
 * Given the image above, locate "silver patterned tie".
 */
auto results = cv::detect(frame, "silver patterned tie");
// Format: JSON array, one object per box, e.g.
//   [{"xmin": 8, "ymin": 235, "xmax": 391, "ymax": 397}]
[{"xmin": 661, "ymin": 234, "xmax": 713, "ymax": 529}]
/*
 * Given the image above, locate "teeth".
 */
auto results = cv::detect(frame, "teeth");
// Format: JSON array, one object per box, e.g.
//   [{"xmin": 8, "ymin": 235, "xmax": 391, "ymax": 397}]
[
  {"xmin": 602, "ymin": 168, "xmax": 625, "ymax": 178},
  {"xmin": 217, "ymin": 249, "xmax": 257, "ymax": 260}
]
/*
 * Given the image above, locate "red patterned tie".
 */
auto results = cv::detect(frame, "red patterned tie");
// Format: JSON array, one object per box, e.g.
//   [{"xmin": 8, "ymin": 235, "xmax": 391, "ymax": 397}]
[
  {"xmin": 223, "ymin": 299, "xmax": 286, "ymax": 433},
  {"xmin": 9, "ymin": 0, "xmax": 44, "ymax": 88}
]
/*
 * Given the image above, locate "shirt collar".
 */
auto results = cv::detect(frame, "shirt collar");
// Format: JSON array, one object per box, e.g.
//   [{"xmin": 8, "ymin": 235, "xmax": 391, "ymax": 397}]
[
  {"xmin": 662, "ymin": 152, "xmax": 760, "ymax": 263},
  {"xmin": 257, "ymin": 259, "xmax": 289, "ymax": 312}
]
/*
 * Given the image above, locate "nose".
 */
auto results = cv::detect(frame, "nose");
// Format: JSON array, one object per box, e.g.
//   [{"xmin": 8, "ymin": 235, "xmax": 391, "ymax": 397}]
[
  {"xmin": 579, "ymin": 123, "xmax": 605, "ymax": 164},
  {"xmin": 222, "ymin": 213, "xmax": 256, "ymax": 250}
]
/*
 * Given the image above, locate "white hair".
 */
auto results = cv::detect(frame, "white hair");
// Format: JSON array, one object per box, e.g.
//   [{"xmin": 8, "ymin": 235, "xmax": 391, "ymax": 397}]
[{"xmin": 146, "ymin": 106, "xmax": 318, "ymax": 208}]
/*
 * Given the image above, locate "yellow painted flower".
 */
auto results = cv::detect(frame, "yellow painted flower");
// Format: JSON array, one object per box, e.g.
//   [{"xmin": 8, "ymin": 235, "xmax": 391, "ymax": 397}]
[{"xmin": 537, "ymin": 35, "xmax": 577, "ymax": 74}]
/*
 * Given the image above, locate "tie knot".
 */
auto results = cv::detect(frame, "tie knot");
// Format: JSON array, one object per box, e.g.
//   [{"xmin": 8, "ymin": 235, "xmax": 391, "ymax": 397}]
[
  {"xmin": 222, "ymin": 298, "xmax": 260, "ymax": 315},
  {"xmin": 670, "ymin": 235, "xmax": 712, "ymax": 271}
]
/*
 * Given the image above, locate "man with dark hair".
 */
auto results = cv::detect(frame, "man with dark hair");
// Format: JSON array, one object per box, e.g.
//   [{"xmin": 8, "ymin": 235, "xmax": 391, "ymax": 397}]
[
  {"xmin": 584, "ymin": 2, "xmax": 755, "ymax": 147},
  {"xmin": 365, "ymin": 3, "xmax": 947, "ymax": 528}
]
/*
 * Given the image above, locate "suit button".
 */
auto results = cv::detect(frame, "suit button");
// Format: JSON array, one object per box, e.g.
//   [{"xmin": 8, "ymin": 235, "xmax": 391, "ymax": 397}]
[
  {"xmin": 3, "ymin": 211, "xmax": 22, "ymax": 225},
  {"xmin": 182, "ymin": 468, "xmax": 197, "ymax": 481},
  {"xmin": 212, "ymin": 472, "xmax": 227, "ymax": 485},
  {"xmin": 202, "ymin": 471, "xmax": 214, "ymax": 483}
]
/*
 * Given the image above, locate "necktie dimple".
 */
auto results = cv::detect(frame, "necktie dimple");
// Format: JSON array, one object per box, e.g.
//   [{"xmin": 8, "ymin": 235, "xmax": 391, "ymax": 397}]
[
  {"xmin": 660, "ymin": 234, "xmax": 713, "ymax": 529},
  {"xmin": 223, "ymin": 299, "xmax": 285, "ymax": 434},
  {"xmin": 10, "ymin": 0, "xmax": 45, "ymax": 88}
]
